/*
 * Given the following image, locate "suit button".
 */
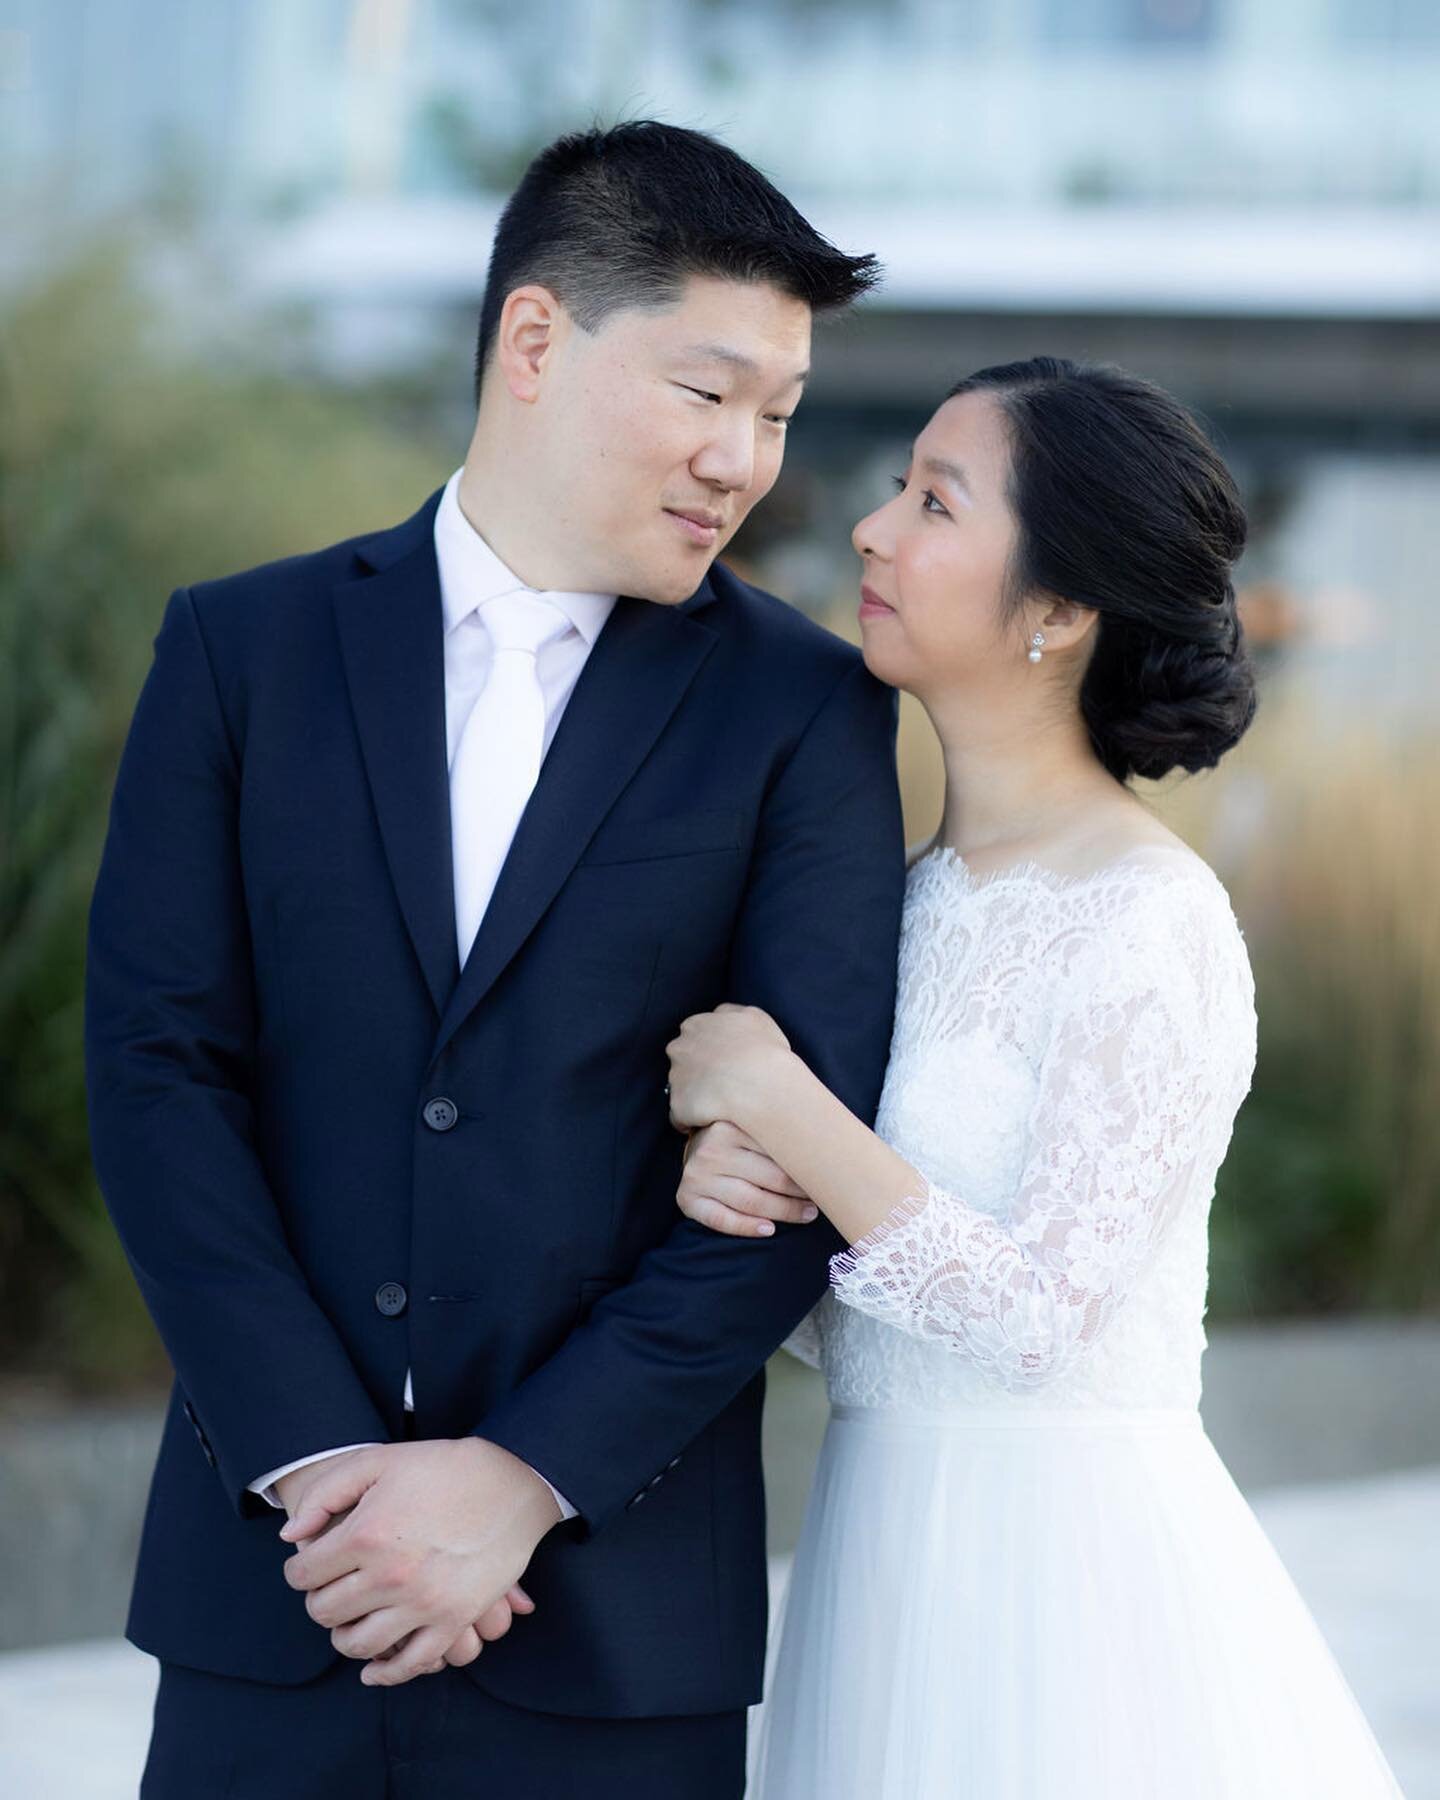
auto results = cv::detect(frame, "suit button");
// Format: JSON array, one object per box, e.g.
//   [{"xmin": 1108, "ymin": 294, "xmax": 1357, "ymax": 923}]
[
  {"xmin": 665, "ymin": 1455, "xmax": 682, "ymax": 1471},
  {"xmin": 422, "ymin": 1096, "xmax": 458, "ymax": 1132},
  {"xmin": 375, "ymin": 1282, "xmax": 408, "ymax": 1317},
  {"xmin": 646, "ymin": 1473, "xmax": 664, "ymax": 1492}
]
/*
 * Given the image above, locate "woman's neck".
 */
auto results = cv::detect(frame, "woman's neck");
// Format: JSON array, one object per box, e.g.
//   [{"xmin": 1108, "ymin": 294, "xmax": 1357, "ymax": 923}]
[{"xmin": 929, "ymin": 691, "xmax": 1123, "ymax": 864}]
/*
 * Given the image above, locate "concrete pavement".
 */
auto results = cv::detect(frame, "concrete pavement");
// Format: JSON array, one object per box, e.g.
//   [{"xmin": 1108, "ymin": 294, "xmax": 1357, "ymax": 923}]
[{"xmin": 2, "ymin": 1461, "xmax": 1435, "ymax": 1798}]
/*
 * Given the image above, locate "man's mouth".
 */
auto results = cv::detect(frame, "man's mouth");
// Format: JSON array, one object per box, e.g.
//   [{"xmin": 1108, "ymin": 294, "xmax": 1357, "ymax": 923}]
[{"xmin": 665, "ymin": 508, "xmax": 724, "ymax": 548}]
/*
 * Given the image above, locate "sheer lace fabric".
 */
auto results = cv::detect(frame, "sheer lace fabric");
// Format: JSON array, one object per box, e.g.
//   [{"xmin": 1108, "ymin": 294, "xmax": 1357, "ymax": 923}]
[
  {"xmin": 753, "ymin": 848, "xmax": 1404, "ymax": 1799},
  {"xmin": 787, "ymin": 845, "xmax": 1257, "ymax": 1413}
]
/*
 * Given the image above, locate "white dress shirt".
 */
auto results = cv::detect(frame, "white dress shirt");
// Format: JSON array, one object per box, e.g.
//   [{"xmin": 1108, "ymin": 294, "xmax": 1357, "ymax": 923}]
[{"xmin": 248, "ymin": 469, "xmax": 617, "ymax": 1518}]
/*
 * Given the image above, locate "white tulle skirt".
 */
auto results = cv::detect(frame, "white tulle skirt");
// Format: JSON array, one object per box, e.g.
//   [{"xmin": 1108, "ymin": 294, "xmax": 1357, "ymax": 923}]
[{"xmin": 747, "ymin": 1404, "xmax": 1404, "ymax": 1799}]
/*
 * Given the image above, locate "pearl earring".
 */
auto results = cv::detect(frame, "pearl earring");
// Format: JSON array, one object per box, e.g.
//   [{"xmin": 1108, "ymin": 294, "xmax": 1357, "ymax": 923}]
[{"xmin": 1027, "ymin": 632, "xmax": 1046, "ymax": 664}]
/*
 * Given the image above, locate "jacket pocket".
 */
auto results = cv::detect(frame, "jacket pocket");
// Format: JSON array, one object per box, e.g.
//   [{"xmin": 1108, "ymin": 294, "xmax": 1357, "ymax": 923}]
[{"xmin": 577, "ymin": 808, "xmax": 745, "ymax": 867}]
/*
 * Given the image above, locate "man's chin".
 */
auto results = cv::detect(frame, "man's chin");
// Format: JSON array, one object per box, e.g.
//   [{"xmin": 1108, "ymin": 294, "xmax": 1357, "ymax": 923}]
[{"xmin": 625, "ymin": 563, "xmax": 717, "ymax": 609}]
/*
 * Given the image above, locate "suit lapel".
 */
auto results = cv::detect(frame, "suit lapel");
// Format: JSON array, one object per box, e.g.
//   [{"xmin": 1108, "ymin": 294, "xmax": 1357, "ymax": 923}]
[
  {"xmin": 432, "ymin": 589, "xmax": 719, "ymax": 1061},
  {"xmin": 333, "ymin": 485, "xmax": 723, "ymax": 1058},
  {"xmin": 332, "ymin": 488, "xmax": 458, "ymax": 1017}
]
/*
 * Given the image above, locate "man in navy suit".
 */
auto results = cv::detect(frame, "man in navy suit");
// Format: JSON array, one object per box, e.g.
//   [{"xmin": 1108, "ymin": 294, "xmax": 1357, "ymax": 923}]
[{"xmin": 86, "ymin": 120, "xmax": 906, "ymax": 1797}]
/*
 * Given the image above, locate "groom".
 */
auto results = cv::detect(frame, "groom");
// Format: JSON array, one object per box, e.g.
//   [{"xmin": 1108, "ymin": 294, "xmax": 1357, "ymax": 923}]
[{"xmin": 86, "ymin": 120, "xmax": 906, "ymax": 1797}]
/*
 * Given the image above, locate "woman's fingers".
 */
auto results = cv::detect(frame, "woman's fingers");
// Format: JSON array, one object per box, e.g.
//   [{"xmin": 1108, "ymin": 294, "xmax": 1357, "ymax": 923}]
[
  {"xmin": 679, "ymin": 1185, "xmax": 818, "ymax": 1237},
  {"xmin": 710, "ymin": 1173, "xmax": 819, "ymax": 1225},
  {"xmin": 733, "ymin": 1147, "xmax": 811, "ymax": 1199},
  {"xmin": 687, "ymin": 1123, "xmax": 810, "ymax": 1200},
  {"xmin": 507, "ymin": 1583, "xmax": 536, "ymax": 1614},
  {"xmin": 676, "ymin": 1121, "xmax": 818, "ymax": 1236},
  {"xmin": 680, "ymin": 1194, "xmax": 773, "ymax": 1238}
]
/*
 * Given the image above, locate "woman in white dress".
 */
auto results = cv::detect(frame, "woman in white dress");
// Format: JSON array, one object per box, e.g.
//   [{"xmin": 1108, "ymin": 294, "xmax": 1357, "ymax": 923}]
[{"xmin": 664, "ymin": 357, "xmax": 1404, "ymax": 1798}]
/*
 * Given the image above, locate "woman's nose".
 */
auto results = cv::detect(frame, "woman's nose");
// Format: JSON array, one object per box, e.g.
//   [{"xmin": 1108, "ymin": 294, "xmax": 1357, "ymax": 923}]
[{"xmin": 852, "ymin": 505, "xmax": 890, "ymax": 560}]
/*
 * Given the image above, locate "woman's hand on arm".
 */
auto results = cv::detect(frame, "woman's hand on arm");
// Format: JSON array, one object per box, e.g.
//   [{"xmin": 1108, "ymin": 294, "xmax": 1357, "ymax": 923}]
[
  {"xmin": 665, "ymin": 1002, "xmax": 795, "ymax": 1137},
  {"xmin": 666, "ymin": 1002, "xmax": 929, "ymax": 1250},
  {"xmin": 675, "ymin": 1120, "xmax": 819, "ymax": 1239}
]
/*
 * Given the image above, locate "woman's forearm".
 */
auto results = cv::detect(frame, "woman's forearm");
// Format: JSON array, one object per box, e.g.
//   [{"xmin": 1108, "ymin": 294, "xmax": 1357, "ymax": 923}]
[{"xmin": 740, "ymin": 1052, "xmax": 928, "ymax": 1248}]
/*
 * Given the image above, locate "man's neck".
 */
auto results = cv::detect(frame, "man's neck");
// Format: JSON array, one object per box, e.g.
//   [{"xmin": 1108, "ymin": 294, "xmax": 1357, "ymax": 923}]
[{"xmin": 453, "ymin": 455, "xmax": 564, "ymax": 592}]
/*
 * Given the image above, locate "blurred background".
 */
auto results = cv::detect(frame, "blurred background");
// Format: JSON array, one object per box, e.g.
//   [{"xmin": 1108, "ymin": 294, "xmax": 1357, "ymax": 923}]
[{"xmin": 1, "ymin": 0, "xmax": 1437, "ymax": 1793}]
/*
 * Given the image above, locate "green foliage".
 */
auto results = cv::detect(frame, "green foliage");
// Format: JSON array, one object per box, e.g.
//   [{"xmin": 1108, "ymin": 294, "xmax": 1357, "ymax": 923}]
[{"xmin": 0, "ymin": 234, "xmax": 447, "ymax": 1391}]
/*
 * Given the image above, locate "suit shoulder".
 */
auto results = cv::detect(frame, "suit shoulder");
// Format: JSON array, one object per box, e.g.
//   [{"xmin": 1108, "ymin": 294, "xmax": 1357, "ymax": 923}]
[
  {"xmin": 183, "ymin": 520, "xmax": 378, "ymax": 626},
  {"xmin": 705, "ymin": 561, "xmax": 865, "ymax": 680}
]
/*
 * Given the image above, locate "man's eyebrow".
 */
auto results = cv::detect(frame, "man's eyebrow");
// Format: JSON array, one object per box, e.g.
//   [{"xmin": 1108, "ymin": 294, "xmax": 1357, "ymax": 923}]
[
  {"xmin": 679, "ymin": 342, "xmax": 810, "ymax": 386},
  {"xmin": 921, "ymin": 454, "xmax": 971, "ymax": 494}
]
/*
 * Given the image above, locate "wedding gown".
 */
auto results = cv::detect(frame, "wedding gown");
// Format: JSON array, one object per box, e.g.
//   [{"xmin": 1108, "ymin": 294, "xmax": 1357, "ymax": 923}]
[{"xmin": 747, "ymin": 843, "xmax": 1404, "ymax": 1799}]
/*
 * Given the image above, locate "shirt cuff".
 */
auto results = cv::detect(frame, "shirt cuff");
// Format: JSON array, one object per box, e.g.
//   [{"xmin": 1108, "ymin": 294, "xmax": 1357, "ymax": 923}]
[
  {"xmin": 249, "ymin": 1443, "xmax": 575, "ymax": 1522},
  {"xmin": 247, "ymin": 1442, "xmax": 384, "ymax": 1511},
  {"xmin": 535, "ymin": 1471, "xmax": 578, "ymax": 1522}
]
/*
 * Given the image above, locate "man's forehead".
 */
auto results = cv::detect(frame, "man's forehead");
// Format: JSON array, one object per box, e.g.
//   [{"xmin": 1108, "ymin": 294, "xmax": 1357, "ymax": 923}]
[{"xmin": 651, "ymin": 275, "xmax": 809, "ymax": 335}]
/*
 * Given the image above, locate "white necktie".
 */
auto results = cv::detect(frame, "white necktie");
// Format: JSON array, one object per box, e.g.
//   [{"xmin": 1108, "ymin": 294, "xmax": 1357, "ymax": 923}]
[{"xmin": 450, "ymin": 590, "xmax": 572, "ymax": 969}]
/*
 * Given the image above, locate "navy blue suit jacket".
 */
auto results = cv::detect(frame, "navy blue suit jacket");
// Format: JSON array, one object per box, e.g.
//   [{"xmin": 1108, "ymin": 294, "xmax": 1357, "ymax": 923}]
[{"xmin": 84, "ymin": 484, "xmax": 906, "ymax": 1717}]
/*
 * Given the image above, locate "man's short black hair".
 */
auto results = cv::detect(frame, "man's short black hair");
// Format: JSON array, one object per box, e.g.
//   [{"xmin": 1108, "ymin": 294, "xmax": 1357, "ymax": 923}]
[{"xmin": 473, "ymin": 119, "xmax": 880, "ymax": 404}]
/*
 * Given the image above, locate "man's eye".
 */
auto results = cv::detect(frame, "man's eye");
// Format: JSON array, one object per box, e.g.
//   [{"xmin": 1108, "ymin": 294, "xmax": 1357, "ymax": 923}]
[
  {"xmin": 680, "ymin": 384, "xmax": 723, "ymax": 403},
  {"xmin": 765, "ymin": 414, "xmax": 793, "ymax": 427}
]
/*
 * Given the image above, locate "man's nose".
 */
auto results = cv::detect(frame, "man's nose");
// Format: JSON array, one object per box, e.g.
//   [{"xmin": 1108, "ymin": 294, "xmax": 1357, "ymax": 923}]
[{"xmin": 692, "ymin": 418, "xmax": 758, "ymax": 493}]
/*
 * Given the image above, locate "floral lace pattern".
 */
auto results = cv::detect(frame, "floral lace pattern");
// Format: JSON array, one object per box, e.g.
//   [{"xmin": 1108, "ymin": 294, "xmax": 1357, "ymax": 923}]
[{"xmin": 788, "ymin": 845, "xmax": 1257, "ymax": 1413}]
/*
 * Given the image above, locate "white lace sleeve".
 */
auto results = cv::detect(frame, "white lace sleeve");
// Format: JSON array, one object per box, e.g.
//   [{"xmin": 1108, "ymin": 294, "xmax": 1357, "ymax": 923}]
[{"xmin": 828, "ymin": 874, "xmax": 1255, "ymax": 1391}]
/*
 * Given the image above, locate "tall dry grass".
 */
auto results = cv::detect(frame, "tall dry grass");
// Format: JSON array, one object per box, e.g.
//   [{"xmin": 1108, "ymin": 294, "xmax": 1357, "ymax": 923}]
[{"xmin": 1161, "ymin": 703, "xmax": 1440, "ymax": 1313}]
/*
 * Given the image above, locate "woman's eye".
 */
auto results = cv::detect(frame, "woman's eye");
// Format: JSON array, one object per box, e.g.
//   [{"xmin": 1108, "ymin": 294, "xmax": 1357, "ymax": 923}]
[
  {"xmin": 891, "ymin": 475, "xmax": 947, "ymax": 516},
  {"xmin": 764, "ymin": 414, "xmax": 793, "ymax": 427},
  {"xmin": 680, "ymin": 384, "xmax": 723, "ymax": 404}
]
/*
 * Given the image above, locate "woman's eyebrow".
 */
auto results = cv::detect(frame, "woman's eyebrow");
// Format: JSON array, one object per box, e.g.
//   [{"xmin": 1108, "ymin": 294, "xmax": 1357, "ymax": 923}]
[{"xmin": 921, "ymin": 455, "xmax": 972, "ymax": 495}]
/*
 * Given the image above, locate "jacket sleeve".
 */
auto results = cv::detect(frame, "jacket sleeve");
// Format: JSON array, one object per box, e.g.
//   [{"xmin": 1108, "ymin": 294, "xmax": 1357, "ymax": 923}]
[
  {"xmin": 84, "ymin": 587, "xmax": 390, "ymax": 1516},
  {"xmin": 472, "ymin": 656, "xmax": 906, "ymax": 1535}
]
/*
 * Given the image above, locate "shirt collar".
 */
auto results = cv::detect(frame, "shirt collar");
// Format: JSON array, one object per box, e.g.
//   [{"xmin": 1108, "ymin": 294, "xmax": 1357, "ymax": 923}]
[{"xmin": 433, "ymin": 467, "xmax": 616, "ymax": 647}]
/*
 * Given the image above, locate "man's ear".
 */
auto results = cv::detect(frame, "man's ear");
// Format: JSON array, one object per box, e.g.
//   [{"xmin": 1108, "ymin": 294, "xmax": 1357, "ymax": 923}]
[{"xmin": 494, "ymin": 284, "xmax": 565, "ymax": 404}]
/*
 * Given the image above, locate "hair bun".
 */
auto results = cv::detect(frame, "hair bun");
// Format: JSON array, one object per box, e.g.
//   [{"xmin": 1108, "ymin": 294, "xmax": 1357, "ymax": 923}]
[{"xmin": 1092, "ymin": 628, "xmax": 1258, "ymax": 783}]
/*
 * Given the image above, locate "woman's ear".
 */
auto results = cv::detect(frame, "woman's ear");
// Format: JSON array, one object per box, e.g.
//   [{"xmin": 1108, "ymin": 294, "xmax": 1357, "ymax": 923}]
[{"xmin": 1036, "ymin": 595, "xmax": 1101, "ymax": 653}]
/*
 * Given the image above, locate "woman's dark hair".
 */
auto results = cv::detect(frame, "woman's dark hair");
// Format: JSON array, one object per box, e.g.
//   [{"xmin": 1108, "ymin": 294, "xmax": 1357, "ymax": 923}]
[
  {"xmin": 474, "ymin": 119, "xmax": 880, "ymax": 405},
  {"xmin": 946, "ymin": 356, "xmax": 1257, "ymax": 783}
]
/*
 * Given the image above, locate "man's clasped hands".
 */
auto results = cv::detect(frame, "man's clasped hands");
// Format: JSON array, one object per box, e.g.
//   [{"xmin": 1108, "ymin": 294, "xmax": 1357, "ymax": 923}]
[
  {"xmin": 276, "ymin": 1122, "xmax": 780, "ymax": 1688},
  {"xmin": 275, "ymin": 1433, "xmax": 560, "ymax": 1688}
]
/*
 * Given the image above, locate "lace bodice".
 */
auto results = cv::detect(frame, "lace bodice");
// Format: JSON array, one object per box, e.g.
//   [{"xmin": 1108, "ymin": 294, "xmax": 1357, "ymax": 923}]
[{"xmin": 784, "ymin": 843, "xmax": 1257, "ymax": 1413}]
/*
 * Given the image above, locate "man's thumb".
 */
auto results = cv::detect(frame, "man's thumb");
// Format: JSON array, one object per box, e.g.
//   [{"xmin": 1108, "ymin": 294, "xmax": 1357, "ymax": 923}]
[
  {"xmin": 278, "ymin": 1454, "xmax": 380, "ymax": 1541},
  {"xmin": 279, "ymin": 1498, "xmax": 336, "ymax": 1542}
]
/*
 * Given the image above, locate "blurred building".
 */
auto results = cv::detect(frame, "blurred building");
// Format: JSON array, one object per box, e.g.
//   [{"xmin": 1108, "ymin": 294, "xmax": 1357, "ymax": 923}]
[
  {"xmin": 6, "ymin": 0, "xmax": 1440, "ymax": 216},
  {"xmin": 3, "ymin": 0, "xmax": 1437, "ymax": 718}
]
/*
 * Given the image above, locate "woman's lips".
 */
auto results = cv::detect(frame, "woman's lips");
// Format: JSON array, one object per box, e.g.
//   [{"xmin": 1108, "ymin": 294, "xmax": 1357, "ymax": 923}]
[
  {"xmin": 666, "ymin": 509, "xmax": 721, "ymax": 548},
  {"xmin": 859, "ymin": 583, "xmax": 896, "ymax": 619}
]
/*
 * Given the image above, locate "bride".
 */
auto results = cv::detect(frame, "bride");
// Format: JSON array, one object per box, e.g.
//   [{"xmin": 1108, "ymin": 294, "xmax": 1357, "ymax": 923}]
[{"xmin": 664, "ymin": 357, "xmax": 1404, "ymax": 1797}]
